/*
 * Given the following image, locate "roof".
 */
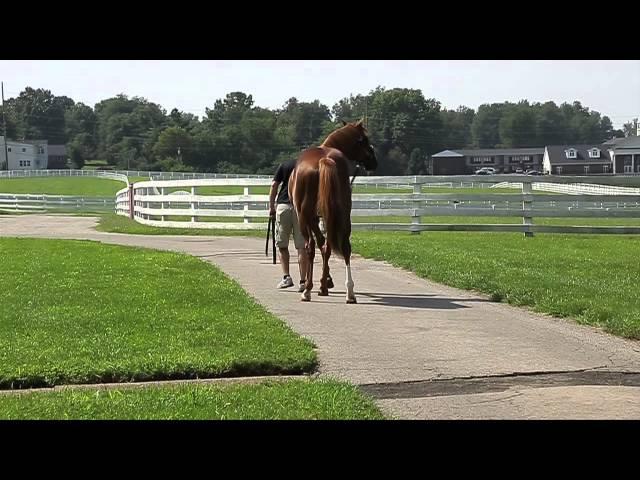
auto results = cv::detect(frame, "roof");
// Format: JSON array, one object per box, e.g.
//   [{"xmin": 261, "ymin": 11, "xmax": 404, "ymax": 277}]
[
  {"xmin": 433, "ymin": 147, "xmax": 544, "ymax": 157},
  {"xmin": 546, "ymin": 145, "xmax": 612, "ymax": 164},
  {"xmin": 606, "ymin": 136, "xmax": 640, "ymax": 149},
  {"xmin": 47, "ymin": 145, "xmax": 66, "ymax": 156},
  {"xmin": 432, "ymin": 150, "xmax": 464, "ymax": 158}
]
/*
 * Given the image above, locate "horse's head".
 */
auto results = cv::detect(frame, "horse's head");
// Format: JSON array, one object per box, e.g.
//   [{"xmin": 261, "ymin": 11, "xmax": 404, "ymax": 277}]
[{"xmin": 327, "ymin": 119, "xmax": 378, "ymax": 172}]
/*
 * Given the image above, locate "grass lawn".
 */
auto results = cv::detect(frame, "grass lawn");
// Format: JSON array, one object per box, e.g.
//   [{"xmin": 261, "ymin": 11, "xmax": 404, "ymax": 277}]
[
  {"xmin": 351, "ymin": 231, "xmax": 640, "ymax": 339},
  {"xmin": 0, "ymin": 177, "xmax": 126, "ymax": 196},
  {"xmin": 96, "ymin": 214, "xmax": 261, "ymax": 237},
  {"xmin": 0, "ymin": 238, "xmax": 315, "ymax": 388},
  {"xmin": 97, "ymin": 213, "xmax": 640, "ymax": 236},
  {"xmin": 0, "ymin": 379, "xmax": 385, "ymax": 420}
]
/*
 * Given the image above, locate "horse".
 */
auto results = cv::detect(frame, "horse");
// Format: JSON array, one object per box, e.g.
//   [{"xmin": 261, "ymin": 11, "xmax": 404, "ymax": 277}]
[{"xmin": 288, "ymin": 119, "xmax": 378, "ymax": 304}]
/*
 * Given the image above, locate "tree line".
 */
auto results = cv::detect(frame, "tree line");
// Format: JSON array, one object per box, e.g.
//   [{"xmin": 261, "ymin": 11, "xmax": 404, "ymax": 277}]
[{"xmin": 1, "ymin": 86, "xmax": 636, "ymax": 175}]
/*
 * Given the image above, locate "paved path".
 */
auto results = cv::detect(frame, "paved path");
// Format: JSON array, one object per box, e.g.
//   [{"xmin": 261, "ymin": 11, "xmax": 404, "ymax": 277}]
[{"xmin": 2, "ymin": 214, "xmax": 640, "ymax": 419}]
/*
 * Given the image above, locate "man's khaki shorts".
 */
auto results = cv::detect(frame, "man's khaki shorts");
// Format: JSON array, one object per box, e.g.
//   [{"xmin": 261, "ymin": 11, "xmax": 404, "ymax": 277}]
[{"xmin": 275, "ymin": 203, "xmax": 305, "ymax": 250}]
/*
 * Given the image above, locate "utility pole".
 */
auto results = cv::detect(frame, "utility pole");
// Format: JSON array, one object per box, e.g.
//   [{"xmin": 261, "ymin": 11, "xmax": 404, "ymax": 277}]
[
  {"xmin": 1, "ymin": 82, "xmax": 9, "ymax": 171},
  {"xmin": 364, "ymin": 95, "xmax": 368, "ymax": 128}
]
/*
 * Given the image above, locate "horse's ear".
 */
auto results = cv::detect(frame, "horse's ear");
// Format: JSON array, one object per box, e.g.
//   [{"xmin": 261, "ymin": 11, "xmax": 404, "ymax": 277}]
[
  {"xmin": 355, "ymin": 118, "xmax": 364, "ymax": 128},
  {"xmin": 341, "ymin": 119, "xmax": 348, "ymax": 126}
]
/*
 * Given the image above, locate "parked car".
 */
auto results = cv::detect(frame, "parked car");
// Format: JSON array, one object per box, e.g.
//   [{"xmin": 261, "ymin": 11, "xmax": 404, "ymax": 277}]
[
  {"xmin": 474, "ymin": 167, "xmax": 494, "ymax": 175},
  {"xmin": 515, "ymin": 168, "xmax": 524, "ymax": 174},
  {"xmin": 525, "ymin": 169, "xmax": 542, "ymax": 176}
]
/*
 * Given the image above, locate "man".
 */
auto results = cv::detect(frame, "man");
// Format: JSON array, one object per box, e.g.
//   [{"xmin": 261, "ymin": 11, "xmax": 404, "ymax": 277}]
[{"xmin": 269, "ymin": 158, "xmax": 308, "ymax": 292}]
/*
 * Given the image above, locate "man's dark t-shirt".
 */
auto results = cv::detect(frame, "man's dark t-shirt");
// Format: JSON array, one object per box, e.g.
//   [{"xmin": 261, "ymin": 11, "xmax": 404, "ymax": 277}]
[{"xmin": 273, "ymin": 159, "xmax": 296, "ymax": 204}]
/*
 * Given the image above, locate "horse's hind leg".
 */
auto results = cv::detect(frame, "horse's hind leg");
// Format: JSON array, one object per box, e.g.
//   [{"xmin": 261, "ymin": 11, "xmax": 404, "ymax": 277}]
[
  {"xmin": 311, "ymin": 221, "xmax": 331, "ymax": 296},
  {"xmin": 301, "ymin": 231, "xmax": 315, "ymax": 302},
  {"xmin": 344, "ymin": 240, "xmax": 357, "ymax": 304}
]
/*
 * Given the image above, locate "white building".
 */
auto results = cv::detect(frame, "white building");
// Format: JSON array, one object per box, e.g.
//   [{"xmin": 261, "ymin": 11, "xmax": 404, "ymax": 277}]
[{"xmin": 0, "ymin": 136, "xmax": 48, "ymax": 170}]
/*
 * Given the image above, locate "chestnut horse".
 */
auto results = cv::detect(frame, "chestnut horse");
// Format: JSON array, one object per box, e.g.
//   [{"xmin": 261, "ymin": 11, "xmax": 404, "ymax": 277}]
[{"xmin": 288, "ymin": 119, "xmax": 377, "ymax": 303}]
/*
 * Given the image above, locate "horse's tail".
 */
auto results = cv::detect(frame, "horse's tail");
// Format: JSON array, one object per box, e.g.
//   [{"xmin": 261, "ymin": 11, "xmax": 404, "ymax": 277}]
[{"xmin": 318, "ymin": 157, "xmax": 349, "ymax": 258}]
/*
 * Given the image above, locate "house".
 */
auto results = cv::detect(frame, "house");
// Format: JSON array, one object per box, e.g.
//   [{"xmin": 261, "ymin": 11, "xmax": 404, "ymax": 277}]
[
  {"xmin": 46, "ymin": 144, "xmax": 67, "ymax": 169},
  {"xmin": 543, "ymin": 145, "xmax": 612, "ymax": 175},
  {"xmin": 603, "ymin": 136, "xmax": 640, "ymax": 174},
  {"xmin": 543, "ymin": 137, "xmax": 640, "ymax": 175},
  {"xmin": 431, "ymin": 148, "xmax": 545, "ymax": 175},
  {"xmin": 0, "ymin": 136, "xmax": 48, "ymax": 170}
]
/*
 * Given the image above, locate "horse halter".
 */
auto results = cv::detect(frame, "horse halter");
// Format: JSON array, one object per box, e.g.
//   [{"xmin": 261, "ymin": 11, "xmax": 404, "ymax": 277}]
[{"xmin": 350, "ymin": 163, "xmax": 361, "ymax": 187}]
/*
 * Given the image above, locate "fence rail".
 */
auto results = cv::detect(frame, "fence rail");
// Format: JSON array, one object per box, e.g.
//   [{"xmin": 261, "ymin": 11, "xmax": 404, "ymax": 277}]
[
  {"xmin": 0, "ymin": 169, "xmax": 130, "ymax": 185},
  {"xmin": 0, "ymin": 169, "xmax": 269, "ymax": 181},
  {"xmin": 0, "ymin": 193, "xmax": 115, "ymax": 213},
  {"xmin": 116, "ymin": 175, "xmax": 640, "ymax": 236}
]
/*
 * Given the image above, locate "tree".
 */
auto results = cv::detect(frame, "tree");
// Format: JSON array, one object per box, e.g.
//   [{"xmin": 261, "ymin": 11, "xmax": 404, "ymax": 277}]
[
  {"xmin": 440, "ymin": 106, "xmax": 475, "ymax": 148},
  {"xmin": 499, "ymin": 102, "xmax": 537, "ymax": 147},
  {"xmin": 471, "ymin": 103, "xmax": 509, "ymax": 148},
  {"xmin": 623, "ymin": 118, "xmax": 638, "ymax": 137},
  {"xmin": 533, "ymin": 101, "xmax": 566, "ymax": 145},
  {"xmin": 152, "ymin": 127, "xmax": 193, "ymax": 162},
  {"xmin": 4, "ymin": 87, "xmax": 72, "ymax": 143},
  {"xmin": 94, "ymin": 94, "xmax": 167, "ymax": 168},
  {"xmin": 406, "ymin": 148, "xmax": 426, "ymax": 175}
]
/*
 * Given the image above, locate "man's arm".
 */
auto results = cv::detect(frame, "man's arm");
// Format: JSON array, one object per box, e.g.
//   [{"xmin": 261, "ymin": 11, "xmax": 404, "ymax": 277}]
[{"xmin": 269, "ymin": 180, "xmax": 279, "ymax": 217}]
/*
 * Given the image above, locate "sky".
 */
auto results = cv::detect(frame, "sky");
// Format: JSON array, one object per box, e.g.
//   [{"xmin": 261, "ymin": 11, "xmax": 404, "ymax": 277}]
[{"xmin": 1, "ymin": 60, "xmax": 638, "ymax": 129}]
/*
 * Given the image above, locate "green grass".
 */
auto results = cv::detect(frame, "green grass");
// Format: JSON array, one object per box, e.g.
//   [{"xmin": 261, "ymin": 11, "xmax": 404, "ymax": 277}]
[
  {"xmin": 97, "ymin": 213, "xmax": 640, "ymax": 237},
  {"xmin": 351, "ymin": 231, "xmax": 640, "ymax": 339},
  {"xmin": 0, "ymin": 379, "xmax": 385, "ymax": 420},
  {"xmin": 97, "ymin": 214, "xmax": 261, "ymax": 237},
  {"xmin": 0, "ymin": 177, "xmax": 126, "ymax": 196},
  {"xmin": 0, "ymin": 238, "xmax": 315, "ymax": 388},
  {"xmin": 355, "ymin": 186, "xmax": 520, "ymax": 194},
  {"xmin": 353, "ymin": 216, "xmax": 640, "ymax": 225}
]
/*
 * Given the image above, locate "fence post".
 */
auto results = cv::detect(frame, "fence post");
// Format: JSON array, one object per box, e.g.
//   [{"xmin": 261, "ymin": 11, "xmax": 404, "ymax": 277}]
[
  {"xmin": 160, "ymin": 187, "xmax": 166, "ymax": 222},
  {"xmin": 522, "ymin": 180, "xmax": 534, "ymax": 237},
  {"xmin": 243, "ymin": 186, "xmax": 250, "ymax": 225},
  {"xmin": 411, "ymin": 176, "xmax": 421, "ymax": 234},
  {"xmin": 191, "ymin": 186, "xmax": 197, "ymax": 223},
  {"xmin": 128, "ymin": 184, "xmax": 134, "ymax": 219}
]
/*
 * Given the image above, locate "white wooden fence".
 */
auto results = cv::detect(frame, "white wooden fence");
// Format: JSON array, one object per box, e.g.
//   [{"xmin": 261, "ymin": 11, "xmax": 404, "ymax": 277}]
[
  {"xmin": 0, "ymin": 169, "xmax": 130, "ymax": 185},
  {"xmin": 0, "ymin": 193, "xmax": 115, "ymax": 213},
  {"xmin": 116, "ymin": 175, "xmax": 640, "ymax": 236}
]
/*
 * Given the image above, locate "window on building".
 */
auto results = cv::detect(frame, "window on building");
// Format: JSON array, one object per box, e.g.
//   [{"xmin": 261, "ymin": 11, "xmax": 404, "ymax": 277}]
[
  {"xmin": 556, "ymin": 166, "xmax": 563, "ymax": 174},
  {"xmin": 26, "ymin": 160, "xmax": 31, "ymax": 166},
  {"xmin": 472, "ymin": 156, "xmax": 493, "ymax": 164},
  {"xmin": 584, "ymin": 166, "xmax": 590, "ymax": 174},
  {"xmin": 38, "ymin": 146, "xmax": 45, "ymax": 154},
  {"xmin": 21, "ymin": 147, "xmax": 26, "ymax": 153},
  {"xmin": 7, "ymin": 147, "xmax": 11, "ymax": 152},
  {"xmin": 603, "ymin": 165, "xmax": 610, "ymax": 173},
  {"xmin": 588, "ymin": 148, "xmax": 600, "ymax": 158},
  {"xmin": 511, "ymin": 155, "xmax": 531, "ymax": 163},
  {"xmin": 565, "ymin": 149, "xmax": 577, "ymax": 159}
]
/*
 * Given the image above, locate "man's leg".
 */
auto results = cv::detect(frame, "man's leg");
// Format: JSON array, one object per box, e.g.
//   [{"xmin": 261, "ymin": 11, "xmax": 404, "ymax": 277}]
[
  {"xmin": 279, "ymin": 247, "xmax": 290, "ymax": 277},
  {"xmin": 275, "ymin": 204, "xmax": 294, "ymax": 288},
  {"xmin": 292, "ymin": 207, "xmax": 309, "ymax": 292}
]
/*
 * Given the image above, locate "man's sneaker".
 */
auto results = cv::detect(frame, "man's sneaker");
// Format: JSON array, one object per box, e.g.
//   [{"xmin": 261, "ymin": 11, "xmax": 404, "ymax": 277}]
[
  {"xmin": 298, "ymin": 281, "xmax": 306, "ymax": 293},
  {"xmin": 277, "ymin": 276, "xmax": 294, "ymax": 289}
]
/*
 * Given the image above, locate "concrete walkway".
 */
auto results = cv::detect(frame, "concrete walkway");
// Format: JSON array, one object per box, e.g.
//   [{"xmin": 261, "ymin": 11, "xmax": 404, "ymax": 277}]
[{"xmin": 2, "ymin": 214, "xmax": 640, "ymax": 419}]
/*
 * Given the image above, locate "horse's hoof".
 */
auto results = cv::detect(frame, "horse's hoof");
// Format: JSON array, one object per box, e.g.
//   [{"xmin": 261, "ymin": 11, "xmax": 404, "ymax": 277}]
[
  {"xmin": 318, "ymin": 289, "xmax": 329, "ymax": 296},
  {"xmin": 346, "ymin": 297, "xmax": 357, "ymax": 304},
  {"xmin": 327, "ymin": 277, "xmax": 334, "ymax": 289},
  {"xmin": 301, "ymin": 291, "xmax": 311, "ymax": 302}
]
